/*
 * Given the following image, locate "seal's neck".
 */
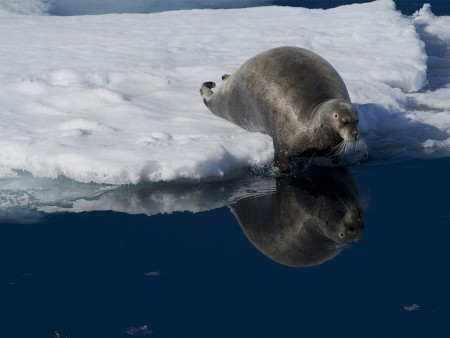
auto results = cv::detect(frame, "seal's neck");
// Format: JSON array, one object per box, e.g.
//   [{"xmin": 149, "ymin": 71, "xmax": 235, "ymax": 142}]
[{"xmin": 287, "ymin": 127, "xmax": 339, "ymax": 158}]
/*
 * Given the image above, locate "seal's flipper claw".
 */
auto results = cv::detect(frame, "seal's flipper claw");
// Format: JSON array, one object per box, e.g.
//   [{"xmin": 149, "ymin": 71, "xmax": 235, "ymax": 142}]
[
  {"xmin": 203, "ymin": 81, "xmax": 215, "ymax": 89},
  {"xmin": 200, "ymin": 81, "xmax": 216, "ymax": 104}
]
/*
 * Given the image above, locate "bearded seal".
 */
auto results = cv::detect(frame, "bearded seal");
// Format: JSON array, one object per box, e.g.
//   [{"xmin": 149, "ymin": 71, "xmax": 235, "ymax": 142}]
[{"xmin": 200, "ymin": 46, "xmax": 367, "ymax": 172}]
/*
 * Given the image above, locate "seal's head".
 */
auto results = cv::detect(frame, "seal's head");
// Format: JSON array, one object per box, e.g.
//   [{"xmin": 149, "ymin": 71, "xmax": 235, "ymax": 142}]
[
  {"xmin": 333, "ymin": 100, "xmax": 359, "ymax": 141},
  {"xmin": 318, "ymin": 99, "xmax": 359, "ymax": 141},
  {"xmin": 319, "ymin": 99, "xmax": 368, "ymax": 162}
]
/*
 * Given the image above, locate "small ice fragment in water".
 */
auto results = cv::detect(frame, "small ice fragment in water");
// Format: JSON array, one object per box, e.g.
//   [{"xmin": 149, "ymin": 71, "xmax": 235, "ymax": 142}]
[
  {"xmin": 144, "ymin": 270, "xmax": 161, "ymax": 277},
  {"xmin": 126, "ymin": 325, "xmax": 152, "ymax": 336},
  {"xmin": 402, "ymin": 304, "xmax": 420, "ymax": 311},
  {"xmin": 51, "ymin": 331, "xmax": 70, "ymax": 338}
]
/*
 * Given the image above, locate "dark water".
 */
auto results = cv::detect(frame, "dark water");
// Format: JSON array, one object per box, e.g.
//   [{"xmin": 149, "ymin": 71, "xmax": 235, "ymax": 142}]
[
  {"xmin": 276, "ymin": 0, "xmax": 450, "ymax": 15},
  {"xmin": 1, "ymin": 157, "xmax": 450, "ymax": 337}
]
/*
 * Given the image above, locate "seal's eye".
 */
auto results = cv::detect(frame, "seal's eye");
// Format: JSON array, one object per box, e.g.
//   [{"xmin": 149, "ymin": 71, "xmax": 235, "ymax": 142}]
[
  {"xmin": 334, "ymin": 114, "xmax": 338, "ymax": 118},
  {"xmin": 342, "ymin": 120, "xmax": 349, "ymax": 125}
]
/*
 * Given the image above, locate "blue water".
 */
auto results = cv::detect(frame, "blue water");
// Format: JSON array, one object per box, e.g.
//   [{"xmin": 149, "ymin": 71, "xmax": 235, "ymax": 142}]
[
  {"xmin": 2, "ymin": 1, "xmax": 450, "ymax": 337},
  {"xmin": 276, "ymin": 0, "xmax": 450, "ymax": 15},
  {"xmin": 1, "ymin": 157, "xmax": 450, "ymax": 337}
]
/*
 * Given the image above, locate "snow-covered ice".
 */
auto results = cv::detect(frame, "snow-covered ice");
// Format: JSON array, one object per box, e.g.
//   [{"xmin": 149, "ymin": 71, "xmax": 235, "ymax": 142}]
[{"xmin": 0, "ymin": 0, "xmax": 449, "ymax": 218}]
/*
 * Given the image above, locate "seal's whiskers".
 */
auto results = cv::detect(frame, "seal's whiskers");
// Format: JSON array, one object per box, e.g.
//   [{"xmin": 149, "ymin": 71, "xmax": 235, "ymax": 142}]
[{"xmin": 332, "ymin": 139, "xmax": 368, "ymax": 163}]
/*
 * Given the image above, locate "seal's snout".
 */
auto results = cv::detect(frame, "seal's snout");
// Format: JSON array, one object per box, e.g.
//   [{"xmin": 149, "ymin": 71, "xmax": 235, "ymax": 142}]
[
  {"xmin": 346, "ymin": 222, "xmax": 364, "ymax": 234},
  {"xmin": 341, "ymin": 133, "xmax": 359, "ymax": 143},
  {"xmin": 341, "ymin": 210, "xmax": 364, "ymax": 243},
  {"xmin": 342, "ymin": 222, "xmax": 364, "ymax": 243}
]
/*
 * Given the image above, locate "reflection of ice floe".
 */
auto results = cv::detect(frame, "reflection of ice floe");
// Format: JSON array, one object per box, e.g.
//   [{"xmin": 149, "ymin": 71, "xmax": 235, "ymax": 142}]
[
  {"xmin": 0, "ymin": 168, "xmax": 275, "ymax": 222},
  {"xmin": 38, "ymin": 174, "xmax": 255, "ymax": 216},
  {"xmin": 33, "ymin": 165, "xmax": 366, "ymax": 268},
  {"xmin": 0, "ymin": 171, "xmax": 114, "ymax": 223}
]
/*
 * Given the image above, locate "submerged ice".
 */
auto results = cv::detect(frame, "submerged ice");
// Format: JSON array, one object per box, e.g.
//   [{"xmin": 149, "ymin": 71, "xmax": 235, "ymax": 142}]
[{"xmin": 0, "ymin": 1, "xmax": 449, "ymax": 193}]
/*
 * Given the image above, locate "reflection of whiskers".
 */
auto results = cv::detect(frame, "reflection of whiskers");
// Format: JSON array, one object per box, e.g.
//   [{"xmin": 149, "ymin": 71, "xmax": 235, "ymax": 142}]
[
  {"xmin": 332, "ymin": 192, "xmax": 370, "ymax": 213},
  {"xmin": 335, "ymin": 195, "xmax": 359, "ymax": 213},
  {"xmin": 325, "ymin": 242, "xmax": 354, "ymax": 249},
  {"xmin": 331, "ymin": 139, "xmax": 369, "ymax": 163}
]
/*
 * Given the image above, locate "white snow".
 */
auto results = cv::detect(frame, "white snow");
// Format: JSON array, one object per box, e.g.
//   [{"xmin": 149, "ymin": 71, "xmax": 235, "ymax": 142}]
[{"xmin": 0, "ymin": 0, "xmax": 450, "ymax": 218}]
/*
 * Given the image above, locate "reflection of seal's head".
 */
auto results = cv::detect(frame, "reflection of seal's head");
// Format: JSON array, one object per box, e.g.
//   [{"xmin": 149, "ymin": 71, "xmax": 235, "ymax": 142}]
[
  {"xmin": 322, "ymin": 200, "xmax": 365, "ymax": 245},
  {"xmin": 229, "ymin": 166, "xmax": 366, "ymax": 267}
]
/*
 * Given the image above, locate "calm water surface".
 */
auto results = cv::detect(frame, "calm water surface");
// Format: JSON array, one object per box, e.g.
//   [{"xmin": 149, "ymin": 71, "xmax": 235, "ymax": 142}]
[{"xmin": 1, "ymin": 157, "xmax": 450, "ymax": 337}]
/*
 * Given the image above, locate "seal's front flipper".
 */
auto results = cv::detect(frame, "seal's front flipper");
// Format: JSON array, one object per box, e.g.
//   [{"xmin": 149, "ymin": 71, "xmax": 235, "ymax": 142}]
[
  {"xmin": 222, "ymin": 74, "xmax": 231, "ymax": 81},
  {"xmin": 200, "ymin": 81, "xmax": 216, "ymax": 105},
  {"xmin": 274, "ymin": 149, "xmax": 291, "ymax": 174}
]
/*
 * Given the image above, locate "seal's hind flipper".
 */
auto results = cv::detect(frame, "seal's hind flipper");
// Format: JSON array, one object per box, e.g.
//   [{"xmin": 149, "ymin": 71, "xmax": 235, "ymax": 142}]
[
  {"xmin": 222, "ymin": 74, "xmax": 231, "ymax": 81},
  {"xmin": 200, "ymin": 81, "xmax": 216, "ymax": 105},
  {"xmin": 202, "ymin": 81, "xmax": 216, "ymax": 89}
]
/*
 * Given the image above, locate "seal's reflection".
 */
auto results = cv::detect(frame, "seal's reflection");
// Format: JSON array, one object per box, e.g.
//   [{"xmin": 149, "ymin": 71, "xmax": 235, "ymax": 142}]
[
  {"xmin": 32, "ymin": 164, "xmax": 366, "ymax": 268},
  {"xmin": 230, "ymin": 166, "xmax": 366, "ymax": 267}
]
